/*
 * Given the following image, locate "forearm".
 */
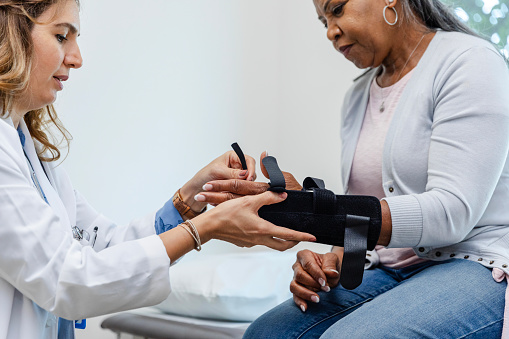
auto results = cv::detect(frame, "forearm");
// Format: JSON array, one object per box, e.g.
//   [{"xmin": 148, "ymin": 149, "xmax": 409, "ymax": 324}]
[{"xmin": 378, "ymin": 199, "xmax": 392, "ymax": 246}]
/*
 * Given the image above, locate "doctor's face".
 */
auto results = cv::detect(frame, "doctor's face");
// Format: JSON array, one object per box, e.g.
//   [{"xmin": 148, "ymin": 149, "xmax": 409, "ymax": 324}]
[{"xmin": 16, "ymin": 0, "xmax": 82, "ymax": 112}]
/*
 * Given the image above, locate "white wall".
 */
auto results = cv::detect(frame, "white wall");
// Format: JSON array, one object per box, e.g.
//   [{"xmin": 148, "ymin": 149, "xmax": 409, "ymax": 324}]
[{"xmin": 55, "ymin": 1, "xmax": 362, "ymax": 338}]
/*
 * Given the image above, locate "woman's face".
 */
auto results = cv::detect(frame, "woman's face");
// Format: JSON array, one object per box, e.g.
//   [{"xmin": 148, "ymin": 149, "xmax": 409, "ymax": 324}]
[
  {"xmin": 313, "ymin": 0, "xmax": 394, "ymax": 69},
  {"xmin": 17, "ymin": 0, "xmax": 82, "ymax": 112}
]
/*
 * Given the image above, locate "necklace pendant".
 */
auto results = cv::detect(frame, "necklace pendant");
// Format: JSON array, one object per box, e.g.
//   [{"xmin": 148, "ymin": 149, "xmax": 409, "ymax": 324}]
[{"xmin": 379, "ymin": 102, "xmax": 385, "ymax": 113}]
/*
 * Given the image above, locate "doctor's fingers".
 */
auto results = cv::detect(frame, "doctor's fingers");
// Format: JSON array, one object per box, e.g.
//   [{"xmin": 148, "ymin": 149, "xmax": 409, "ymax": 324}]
[{"xmin": 226, "ymin": 151, "xmax": 257, "ymax": 182}]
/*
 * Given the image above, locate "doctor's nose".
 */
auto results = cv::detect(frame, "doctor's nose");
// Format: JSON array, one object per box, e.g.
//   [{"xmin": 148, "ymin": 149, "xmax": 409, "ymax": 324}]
[{"xmin": 65, "ymin": 44, "xmax": 83, "ymax": 69}]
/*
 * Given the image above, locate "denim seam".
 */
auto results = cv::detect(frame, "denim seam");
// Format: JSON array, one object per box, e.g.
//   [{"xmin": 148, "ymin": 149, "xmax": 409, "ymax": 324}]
[
  {"xmin": 456, "ymin": 318, "xmax": 503, "ymax": 339},
  {"xmin": 296, "ymin": 298, "xmax": 373, "ymax": 339}
]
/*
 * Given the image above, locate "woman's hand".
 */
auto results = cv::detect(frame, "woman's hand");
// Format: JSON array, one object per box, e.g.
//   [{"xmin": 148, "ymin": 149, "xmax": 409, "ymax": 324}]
[
  {"xmin": 192, "ymin": 191, "xmax": 316, "ymax": 251},
  {"xmin": 197, "ymin": 151, "xmax": 303, "ymax": 204},
  {"xmin": 290, "ymin": 249, "xmax": 342, "ymax": 312},
  {"xmin": 179, "ymin": 151, "xmax": 257, "ymax": 213}
]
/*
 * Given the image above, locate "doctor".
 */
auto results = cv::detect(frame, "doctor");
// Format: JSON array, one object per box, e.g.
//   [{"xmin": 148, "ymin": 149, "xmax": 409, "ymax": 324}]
[{"xmin": 0, "ymin": 0, "xmax": 316, "ymax": 338}]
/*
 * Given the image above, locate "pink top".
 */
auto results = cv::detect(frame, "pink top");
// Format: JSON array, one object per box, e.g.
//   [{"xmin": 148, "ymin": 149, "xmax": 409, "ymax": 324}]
[{"xmin": 348, "ymin": 69, "xmax": 427, "ymax": 268}]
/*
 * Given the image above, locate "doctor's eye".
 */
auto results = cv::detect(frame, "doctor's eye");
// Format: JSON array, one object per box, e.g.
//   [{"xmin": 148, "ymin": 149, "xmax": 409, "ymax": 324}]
[{"xmin": 56, "ymin": 34, "xmax": 68, "ymax": 43}]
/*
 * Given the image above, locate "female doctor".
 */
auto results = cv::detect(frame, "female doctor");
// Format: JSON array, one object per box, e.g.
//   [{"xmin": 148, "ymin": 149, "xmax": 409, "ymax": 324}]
[{"xmin": 0, "ymin": 0, "xmax": 316, "ymax": 338}]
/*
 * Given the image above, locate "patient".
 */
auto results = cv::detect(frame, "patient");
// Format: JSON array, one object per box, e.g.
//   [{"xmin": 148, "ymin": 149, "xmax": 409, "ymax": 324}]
[{"xmin": 203, "ymin": 0, "xmax": 509, "ymax": 337}]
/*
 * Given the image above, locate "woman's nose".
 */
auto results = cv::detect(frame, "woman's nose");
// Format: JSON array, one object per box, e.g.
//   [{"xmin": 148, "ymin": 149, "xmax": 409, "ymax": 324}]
[
  {"xmin": 326, "ymin": 24, "xmax": 341, "ymax": 42},
  {"xmin": 65, "ymin": 44, "xmax": 83, "ymax": 69}
]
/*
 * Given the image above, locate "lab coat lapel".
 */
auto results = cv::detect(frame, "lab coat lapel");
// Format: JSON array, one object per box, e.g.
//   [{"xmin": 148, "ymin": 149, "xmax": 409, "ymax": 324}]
[{"xmin": 19, "ymin": 120, "xmax": 72, "ymax": 230}]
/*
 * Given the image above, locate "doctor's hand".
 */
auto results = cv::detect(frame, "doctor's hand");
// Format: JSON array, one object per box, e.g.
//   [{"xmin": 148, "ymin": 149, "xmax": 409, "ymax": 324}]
[
  {"xmin": 159, "ymin": 191, "xmax": 317, "ymax": 262},
  {"xmin": 291, "ymin": 249, "xmax": 342, "ymax": 312},
  {"xmin": 179, "ymin": 150, "xmax": 257, "ymax": 215},
  {"xmin": 197, "ymin": 152, "xmax": 302, "ymax": 205},
  {"xmin": 194, "ymin": 191, "xmax": 315, "ymax": 250}
]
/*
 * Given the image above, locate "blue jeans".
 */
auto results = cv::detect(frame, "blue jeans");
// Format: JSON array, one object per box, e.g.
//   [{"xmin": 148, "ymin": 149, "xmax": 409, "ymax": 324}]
[{"xmin": 244, "ymin": 259, "xmax": 505, "ymax": 338}]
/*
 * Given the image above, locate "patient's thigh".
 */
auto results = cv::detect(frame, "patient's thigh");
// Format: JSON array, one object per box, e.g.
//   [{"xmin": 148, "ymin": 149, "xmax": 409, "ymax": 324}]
[
  {"xmin": 320, "ymin": 259, "xmax": 505, "ymax": 339},
  {"xmin": 243, "ymin": 267, "xmax": 400, "ymax": 339}
]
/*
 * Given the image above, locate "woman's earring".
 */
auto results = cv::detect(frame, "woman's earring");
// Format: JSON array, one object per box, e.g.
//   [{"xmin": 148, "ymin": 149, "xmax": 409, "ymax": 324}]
[{"xmin": 383, "ymin": 5, "xmax": 398, "ymax": 26}]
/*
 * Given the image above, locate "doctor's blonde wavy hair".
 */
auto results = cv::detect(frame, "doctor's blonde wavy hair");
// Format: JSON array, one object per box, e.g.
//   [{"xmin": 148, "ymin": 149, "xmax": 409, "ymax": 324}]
[{"xmin": 0, "ymin": 0, "xmax": 79, "ymax": 162}]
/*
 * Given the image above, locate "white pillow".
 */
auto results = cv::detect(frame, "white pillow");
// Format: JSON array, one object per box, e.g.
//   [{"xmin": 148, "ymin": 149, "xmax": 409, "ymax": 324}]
[{"xmin": 153, "ymin": 251, "xmax": 296, "ymax": 322}]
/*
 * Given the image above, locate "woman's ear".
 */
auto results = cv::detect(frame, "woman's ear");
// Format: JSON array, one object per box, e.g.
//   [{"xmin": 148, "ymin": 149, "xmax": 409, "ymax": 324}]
[{"xmin": 385, "ymin": 0, "xmax": 398, "ymax": 8}]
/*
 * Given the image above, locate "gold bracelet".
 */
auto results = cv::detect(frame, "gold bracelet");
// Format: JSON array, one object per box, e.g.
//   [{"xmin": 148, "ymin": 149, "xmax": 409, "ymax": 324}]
[
  {"xmin": 172, "ymin": 189, "xmax": 206, "ymax": 220},
  {"xmin": 184, "ymin": 220, "xmax": 201, "ymax": 251},
  {"xmin": 178, "ymin": 222, "xmax": 201, "ymax": 251}
]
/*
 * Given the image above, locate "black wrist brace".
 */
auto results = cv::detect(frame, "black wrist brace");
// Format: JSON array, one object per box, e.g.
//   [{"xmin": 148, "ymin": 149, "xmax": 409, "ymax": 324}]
[{"xmin": 258, "ymin": 155, "xmax": 382, "ymax": 290}]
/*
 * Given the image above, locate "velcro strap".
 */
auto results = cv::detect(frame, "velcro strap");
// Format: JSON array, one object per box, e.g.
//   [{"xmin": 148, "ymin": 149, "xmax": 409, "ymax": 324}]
[
  {"xmin": 231, "ymin": 142, "xmax": 247, "ymax": 170},
  {"xmin": 261, "ymin": 156, "xmax": 286, "ymax": 192},
  {"xmin": 340, "ymin": 214, "xmax": 370, "ymax": 290},
  {"xmin": 312, "ymin": 188, "xmax": 336, "ymax": 215},
  {"xmin": 303, "ymin": 177, "xmax": 326, "ymax": 190}
]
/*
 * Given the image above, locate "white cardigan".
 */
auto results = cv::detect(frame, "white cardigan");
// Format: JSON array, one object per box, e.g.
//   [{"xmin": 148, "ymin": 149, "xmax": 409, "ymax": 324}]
[
  {"xmin": 341, "ymin": 31, "xmax": 509, "ymax": 271},
  {"xmin": 0, "ymin": 117, "xmax": 172, "ymax": 339}
]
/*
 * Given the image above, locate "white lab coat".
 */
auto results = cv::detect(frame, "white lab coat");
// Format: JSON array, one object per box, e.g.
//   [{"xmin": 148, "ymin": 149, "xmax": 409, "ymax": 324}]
[{"xmin": 0, "ymin": 117, "xmax": 172, "ymax": 338}]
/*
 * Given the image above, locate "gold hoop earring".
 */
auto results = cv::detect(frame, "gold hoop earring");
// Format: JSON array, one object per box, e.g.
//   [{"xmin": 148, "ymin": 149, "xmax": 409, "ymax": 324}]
[{"xmin": 383, "ymin": 6, "xmax": 398, "ymax": 26}]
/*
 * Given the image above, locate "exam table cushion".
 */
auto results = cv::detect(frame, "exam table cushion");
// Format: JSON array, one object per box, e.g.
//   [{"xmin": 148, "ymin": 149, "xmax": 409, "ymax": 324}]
[{"xmin": 154, "ymin": 251, "xmax": 295, "ymax": 321}]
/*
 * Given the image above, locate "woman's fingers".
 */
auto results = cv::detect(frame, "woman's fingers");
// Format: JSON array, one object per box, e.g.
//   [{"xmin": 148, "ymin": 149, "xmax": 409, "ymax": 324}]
[
  {"xmin": 290, "ymin": 279, "xmax": 321, "ymax": 305},
  {"xmin": 296, "ymin": 251, "xmax": 330, "ymax": 292},
  {"xmin": 203, "ymin": 179, "xmax": 269, "ymax": 195},
  {"xmin": 260, "ymin": 151, "xmax": 270, "ymax": 179},
  {"xmin": 322, "ymin": 252, "xmax": 341, "ymax": 287},
  {"xmin": 195, "ymin": 192, "xmax": 243, "ymax": 205},
  {"xmin": 293, "ymin": 294, "xmax": 309, "ymax": 313}
]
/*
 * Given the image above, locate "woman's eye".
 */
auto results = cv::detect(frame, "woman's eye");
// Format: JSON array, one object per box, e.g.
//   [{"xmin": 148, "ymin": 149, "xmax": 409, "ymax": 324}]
[
  {"xmin": 56, "ymin": 34, "xmax": 68, "ymax": 43},
  {"xmin": 332, "ymin": 4, "xmax": 344, "ymax": 16}
]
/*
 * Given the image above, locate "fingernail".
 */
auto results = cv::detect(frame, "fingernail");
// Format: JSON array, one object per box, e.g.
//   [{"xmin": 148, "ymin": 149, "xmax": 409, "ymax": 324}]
[
  {"xmin": 249, "ymin": 177, "xmax": 255, "ymax": 181},
  {"xmin": 239, "ymin": 170, "xmax": 248, "ymax": 177},
  {"xmin": 322, "ymin": 285, "xmax": 330, "ymax": 292},
  {"xmin": 300, "ymin": 305, "xmax": 306, "ymax": 312},
  {"xmin": 279, "ymin": 192, "xmax": 287, "ymax": 198},
  {"xmin": 318, "ymin": 278, "xmax": 326, "ymax": 287},
  {"xmin": 327, "ymin": 269, "xmax": 339, "ymax": 274},
  {"xmin": 194, "ymin": 194, "xmax": 206, "ymax": 202},
  {"xmin": 311, "ymin": 295, "xmax": 320, "ymax": 303},
  {"xmin": 265, "ymin": 150, "xmax": 269, "ymax": 156},
  {"xmin": 202, "ymin": 184, "xmax": 213, "ymax": 191}
]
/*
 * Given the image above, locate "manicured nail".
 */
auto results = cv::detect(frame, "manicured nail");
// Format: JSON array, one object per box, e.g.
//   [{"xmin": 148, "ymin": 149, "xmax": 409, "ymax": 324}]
[
  {"xmin": 322, "ymin": 285, "xmax": 330, "ymax": 292},
  {"xmin": 327, "ymin": 269, "xmax": 339, "ymax": 274},
  {"xmin": 194, "ymin": 194, "xmax": 206, "ymax": 202},
  {"xmin": 311, "ymin": 295, "xmax": 320, "ymax": 303},
  {"xmin": 265, "ymin": 150, "xmax": 269, "ymax": 156},
  {"xmin": 202, "ymin": 184, "xmax": 213, "ymax": 191},
  {"xmin": 239, "ymin": 170, "xmax": 248, "ymax": 177},
  {"xmin": 318, "ymin": 278, "xmax": 326, "ymax": 287},
  {"xmin": 300, "ymin": 305, "xmax": 306, "ymax": 312}
]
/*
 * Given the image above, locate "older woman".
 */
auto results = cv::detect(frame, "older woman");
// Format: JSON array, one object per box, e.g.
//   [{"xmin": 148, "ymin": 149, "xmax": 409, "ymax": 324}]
[
  {"xmin": 0, "ymin": 1, "xmax": 317, "ymax": 338},
  {"xmin": 240, "ymin": 0, "xmax": 509, "ymax": 337}
]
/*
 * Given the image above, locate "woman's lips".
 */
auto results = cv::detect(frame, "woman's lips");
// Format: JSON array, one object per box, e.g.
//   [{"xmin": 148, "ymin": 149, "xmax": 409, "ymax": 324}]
[
  {"xmin": 339, "ymin": 44, "xmax": 353, "ymax": 57},
  {"xmin": 53, "ymin": 76, "xmax": 68, "ymax": 90}
]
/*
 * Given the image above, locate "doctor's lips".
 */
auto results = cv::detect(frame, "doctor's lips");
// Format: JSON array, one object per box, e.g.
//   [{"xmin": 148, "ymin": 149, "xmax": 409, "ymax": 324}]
[{"xmin": 53, "ymin": 75, "xmax": 68, "ymax": 90}]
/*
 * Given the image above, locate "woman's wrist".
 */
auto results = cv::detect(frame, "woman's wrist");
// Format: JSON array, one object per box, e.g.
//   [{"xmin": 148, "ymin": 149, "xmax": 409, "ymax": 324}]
[{"xmin": 177, "ymin": 182, "xmax": 207, "ymax": 215}]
